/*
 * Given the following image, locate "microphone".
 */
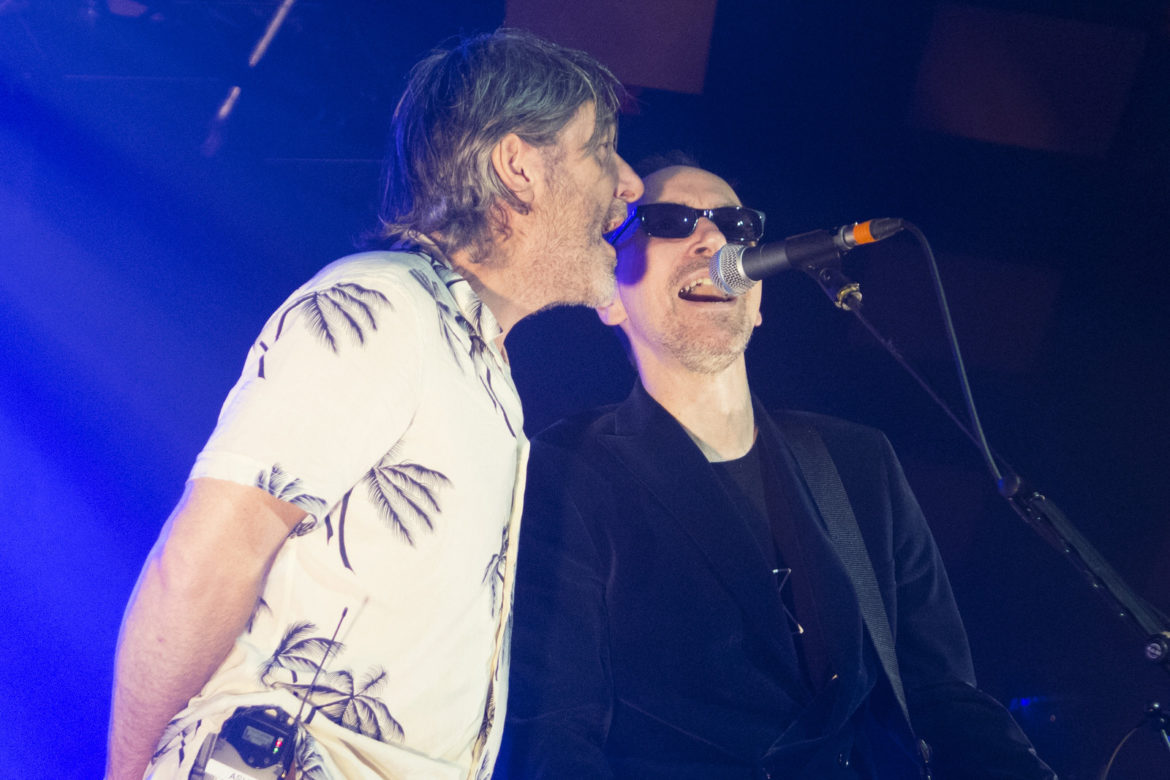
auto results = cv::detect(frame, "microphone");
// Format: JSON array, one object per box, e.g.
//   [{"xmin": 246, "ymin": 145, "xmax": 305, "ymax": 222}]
[{"xmin": 709, "ymin": 218, "xmax": 905, "ymax": 296}]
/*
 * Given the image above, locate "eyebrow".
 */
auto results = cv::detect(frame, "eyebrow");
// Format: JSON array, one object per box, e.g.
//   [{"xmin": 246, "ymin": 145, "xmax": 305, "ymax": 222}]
[{"xmin": 585, "ymin": 121, "xmax": 616, "ymax": 154}]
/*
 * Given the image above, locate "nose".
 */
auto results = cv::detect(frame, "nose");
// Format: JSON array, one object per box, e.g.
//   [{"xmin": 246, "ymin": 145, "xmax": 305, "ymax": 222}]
[
  {"xmin": 692, "ymin": 215, "xmax": 728, "ymax": 254},
  {"xmin": 614, "ymin": 153, "xmax": 644, "ymax": 203}
]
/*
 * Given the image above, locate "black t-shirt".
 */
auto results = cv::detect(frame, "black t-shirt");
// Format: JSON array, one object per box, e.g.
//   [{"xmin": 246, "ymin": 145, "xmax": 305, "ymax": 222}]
[{"xmin": 711, "ymin": 438, "xmax": 831, "ymax": 692}]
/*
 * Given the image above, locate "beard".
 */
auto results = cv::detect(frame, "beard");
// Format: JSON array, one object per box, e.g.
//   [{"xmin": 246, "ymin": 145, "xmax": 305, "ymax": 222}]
[
  {"xmin": 650, "ymin": 261, "xmax": 757, "ymax": 374},
  {"xmin": 524, "ymin": 154, "xmax": 626, "ymax": 311},
  {"xmin": 656, "ymin": 305, "xmax": 756, "ymax": 374},
  {"xmin": 531, "ymin": 225, "xmax": 617, "ymax": 310}
]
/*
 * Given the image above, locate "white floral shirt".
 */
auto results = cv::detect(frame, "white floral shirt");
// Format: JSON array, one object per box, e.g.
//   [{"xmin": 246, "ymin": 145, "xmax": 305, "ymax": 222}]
[{"xmin": 147, "ymin": 251, "xmax": 527, "ymax": 779}]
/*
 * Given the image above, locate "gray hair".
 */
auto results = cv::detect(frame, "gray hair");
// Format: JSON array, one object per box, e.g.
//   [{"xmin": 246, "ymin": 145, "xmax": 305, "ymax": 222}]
[{"xmin": 378, "ymin": 29, "xmax": 624, "ymax": 258}]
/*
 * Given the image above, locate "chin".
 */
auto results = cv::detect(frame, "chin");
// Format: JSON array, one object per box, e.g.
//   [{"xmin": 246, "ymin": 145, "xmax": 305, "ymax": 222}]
[
  {"xmin": 577, "ymin": 274, "xmax": 615, "ymax": 309},
  {"xmin": 593, "ymin": 282, "xmax": 617, "ymax": 309},
  {"xmin": 674, "ymin": 350, "xmax": 741, "ymax": 375},
  {"xmin": 668, "ymin": 329, "xmax": 752, "ymax": 374},
  {"xmin": 546, "ymin": 272, "xmax": 615, "ymax": 311}
]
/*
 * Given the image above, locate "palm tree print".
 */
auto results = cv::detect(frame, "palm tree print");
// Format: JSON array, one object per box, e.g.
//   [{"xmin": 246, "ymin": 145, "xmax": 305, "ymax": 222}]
[
  {"xmin": 409, "ymin": 268, "xmax": 466, "ymax": 359},
  {"xmin": 409, "ymin": 266, "xmax": 517, "ymax": 437},
  {"xmin": 259, "ymin": 621, "xmax": 344, "ymax": 686},
  {"xmin": 426, "ymin": 254, "xmax": 486, "ymax": 333},
  {"xmin": 258, "ymin": 282, "xmax": 393, "ymax": 377},
  {"xmin": 464, "ymin": 330, "xmax": 516, "ymax": 437},
  {"xmin": 364, "ymin": 457, "xmax": 451, "ymax": 545},
  {"xmin": 322, "ymin": 450, "xmax": 450, "ymax": 569},
  {"xmin": 308, "ymin": 668, "xmax": 405, "ymax": 743},
  {"xmin": 246, "ymin": 595, "xmax": 272, "ymax": 634},
  {"xmin": 262, "ymin": 623, "xmax": 406, "ymax": 746},
  {"xmin": 481, "ymin": 524, "xmax": 509, "ymax": 617},
  {"xmin": 475, "ymin": 752, "xmax": 495, "ymax": 780},
  {"xmin": 473, "ymin": 617, "xmax": 510, "ymax": 780},
  {"xmin": 293, "ymin": 728, "xmax": 331, "ymax": 780},
  {"xmin": 277, "ymin": 282, "xmax": 392, "ymax": 350},
  {"xmin": 322, "ymin": 490, "xmax": 353, "ymax": 569},
  {"xmin": 255, "ymin": 464, "xmax": 327, "ymax": 535},
  {"xmin": 471, "ymin": 682, "xmax": 496, "ymax": 776},
  {"xmin": 152, "ymin": 717, "xmax": 201, "ymax": 766}
]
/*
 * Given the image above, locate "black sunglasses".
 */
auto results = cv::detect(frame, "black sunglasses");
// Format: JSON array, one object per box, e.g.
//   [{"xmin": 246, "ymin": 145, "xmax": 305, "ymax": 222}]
[{"xmin": 607, "ymin": 203, "xmax": 766, "ymax": 245}]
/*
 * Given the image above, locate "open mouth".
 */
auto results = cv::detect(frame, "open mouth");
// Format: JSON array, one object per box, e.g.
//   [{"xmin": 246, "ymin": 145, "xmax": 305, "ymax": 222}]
[
  {"xmin": 678, "ymin": 278, "xmax": 735, "ymax": 303},
  {"xmin": 602, "ymin": 216, "xmax": 627, "ymax": 243}
]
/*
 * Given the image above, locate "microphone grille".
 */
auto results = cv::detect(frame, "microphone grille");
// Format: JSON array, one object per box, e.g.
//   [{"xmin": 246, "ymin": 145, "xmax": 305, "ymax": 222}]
[{"xmin": 710, "ymin": 244, "xmax": 755, "ymax": 296}]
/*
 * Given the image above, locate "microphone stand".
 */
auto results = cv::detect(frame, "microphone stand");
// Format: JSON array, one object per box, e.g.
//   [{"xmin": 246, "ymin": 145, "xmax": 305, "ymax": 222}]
[{"xmin": 805, "ymin": 222, "xmax": 1170, "ymax": 768}]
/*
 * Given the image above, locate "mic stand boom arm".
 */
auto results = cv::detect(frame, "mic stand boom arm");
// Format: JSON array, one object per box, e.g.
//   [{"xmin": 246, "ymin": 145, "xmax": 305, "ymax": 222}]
[
  {"xmin": 1003, "ymin": 480, "xmax": 1170, "ymax": 666},
  {"xmin": 806, "ymin": 222, "xmax": 1170, "ymax": 674}
]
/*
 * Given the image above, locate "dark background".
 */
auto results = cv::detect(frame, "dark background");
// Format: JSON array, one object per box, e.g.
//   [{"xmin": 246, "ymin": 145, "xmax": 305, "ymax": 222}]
[{"xmin": 1, "ymin": 1, "xmax": 1168, "ymax": 777}]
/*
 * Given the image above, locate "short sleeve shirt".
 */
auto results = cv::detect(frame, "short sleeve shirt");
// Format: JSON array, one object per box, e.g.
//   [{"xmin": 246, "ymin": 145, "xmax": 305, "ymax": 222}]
[{"xmin": 147, "ymin": 251, "xmax": 527, "ymax": 780}]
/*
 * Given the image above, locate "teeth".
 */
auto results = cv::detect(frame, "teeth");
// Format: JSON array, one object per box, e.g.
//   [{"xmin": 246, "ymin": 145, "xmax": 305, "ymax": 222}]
[
  {"xmin": 679, "ymin": 279, "xmax": 711, "ymax": 295},
  {"xmin": 678, "ymin": 277, "xmax": 735, "ymax": 303}
]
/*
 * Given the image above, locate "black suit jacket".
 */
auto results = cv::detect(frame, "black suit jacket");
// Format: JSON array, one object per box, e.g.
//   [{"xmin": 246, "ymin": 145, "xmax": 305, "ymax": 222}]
[{"xmin": 503, "ymin": 383, "xmax": 1053, "ymax": 779}]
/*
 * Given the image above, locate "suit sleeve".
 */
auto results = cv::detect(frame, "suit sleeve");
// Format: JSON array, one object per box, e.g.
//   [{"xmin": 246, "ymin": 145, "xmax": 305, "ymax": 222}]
[
  {"xmin": 876, "ymin": 433, "xmax": 1057, "ymax": 779},
  {"xmin": 502, "ymin": 438, "xmax": 616, "ymax": 780}
]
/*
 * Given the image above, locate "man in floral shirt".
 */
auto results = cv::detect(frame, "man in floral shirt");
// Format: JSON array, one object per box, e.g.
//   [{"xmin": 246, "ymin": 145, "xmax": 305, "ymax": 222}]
[{"xmin": 107, "ymin": 29, "xmax": 642, "ymax": 780}]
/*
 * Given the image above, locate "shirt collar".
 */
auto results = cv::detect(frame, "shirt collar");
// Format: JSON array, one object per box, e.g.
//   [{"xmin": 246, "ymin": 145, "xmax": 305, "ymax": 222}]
[{"xmin": 424, "ymin": 253, "xmax": 504, "ymax": 346}]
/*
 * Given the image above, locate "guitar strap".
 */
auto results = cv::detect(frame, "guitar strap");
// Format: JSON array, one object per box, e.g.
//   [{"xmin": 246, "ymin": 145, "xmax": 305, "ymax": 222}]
[{"xmin": 778, "ymin": 416, "xmax": 933, "ymax": 778}]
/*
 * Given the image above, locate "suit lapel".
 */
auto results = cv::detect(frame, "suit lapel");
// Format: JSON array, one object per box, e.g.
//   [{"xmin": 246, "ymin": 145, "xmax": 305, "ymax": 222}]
[{"xmin": 599, "ymin": 383, "xmax": 811, "ymax": 699}]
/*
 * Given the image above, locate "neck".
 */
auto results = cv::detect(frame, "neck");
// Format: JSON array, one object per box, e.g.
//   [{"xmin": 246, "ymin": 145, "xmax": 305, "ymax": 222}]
[
  {"xmin": 429, "ymin": 237, "xmax": 533, "ymax": 345},
  {"xmin": 449, "ymin": 254, "xmax": 527, "ymax": 336},
  {"xmin": 638, "ymin": 357, "xmax": 755, "ymax": 461}
]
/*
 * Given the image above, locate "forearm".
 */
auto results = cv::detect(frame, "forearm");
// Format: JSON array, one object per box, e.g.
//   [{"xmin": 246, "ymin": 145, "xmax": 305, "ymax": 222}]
[
  {"xmin": 107, "ymin": 551, "xmax": 265, "ymax": 779},
  {"xmin": 107, "ymin": 479, "xmax": 301, "ymax": 780}
]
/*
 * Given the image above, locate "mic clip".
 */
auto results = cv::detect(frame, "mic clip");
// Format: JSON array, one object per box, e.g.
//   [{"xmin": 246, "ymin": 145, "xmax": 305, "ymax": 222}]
[{"xmin": 811, "ymin": 261, "xmax": 863, "ymax": 311}]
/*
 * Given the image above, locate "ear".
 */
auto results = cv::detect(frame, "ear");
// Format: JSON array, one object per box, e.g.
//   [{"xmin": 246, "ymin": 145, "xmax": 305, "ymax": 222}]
[
  {"xmin": 491, "ymin": 132, "xmax": 538, "ymax": 206},
  {"xmin": 595, "ymin": 292, "xmax": 628, "ymax": 328}
]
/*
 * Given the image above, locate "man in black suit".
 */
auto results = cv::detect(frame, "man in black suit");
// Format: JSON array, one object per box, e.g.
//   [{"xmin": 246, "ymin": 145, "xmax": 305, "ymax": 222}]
[{"xmin": 503, "ymin": 162, "xmax": 1055, "ymax": 779}]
